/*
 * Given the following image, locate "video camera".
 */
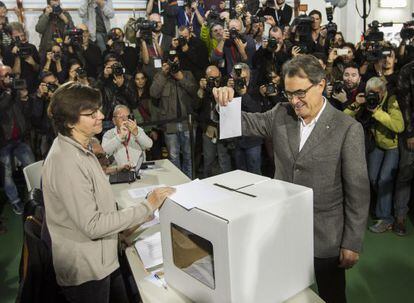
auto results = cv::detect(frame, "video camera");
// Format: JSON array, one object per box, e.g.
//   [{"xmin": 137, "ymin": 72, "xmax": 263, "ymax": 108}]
[
  {"xmin": 65, "ymin": 27, "xmax": 84, "ymax": 47},
  {"xmin": 400, "ymin": 13, "xmax": 414, "ymax": 40},
  {"xmin": 6, "ymin": 74, "xmax": 26, "ymax": 90},
  {"xmin": 291, "ymin": 14, "xmax": 313, "ymax": 54},
  {"xmin": 362, "ymin": 20, "xmax": 393, "ymax": 62},
  {"xmin": 325, "ymin": 5, "xmax": 338, "ymax": 48},
  {"xmin": 133, "ymin": 18, "xmax": 158, "ymax": 43}
]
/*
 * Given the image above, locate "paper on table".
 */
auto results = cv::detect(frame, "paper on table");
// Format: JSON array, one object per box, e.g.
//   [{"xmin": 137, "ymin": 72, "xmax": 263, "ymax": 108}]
[
  {"xmin": 128, "ymin": 184, "xmax": 166, "ymax": 199},
  {"xmin": 169, "ymin": 179, "xmax": 231, "ymax": 210},
  {"xmin": 219, "ymin": 97, "xmax": 242, "ymax": 140},
  {"xmin": 135, "ymin": 232, "xmax": 163, "ymax": 269}
]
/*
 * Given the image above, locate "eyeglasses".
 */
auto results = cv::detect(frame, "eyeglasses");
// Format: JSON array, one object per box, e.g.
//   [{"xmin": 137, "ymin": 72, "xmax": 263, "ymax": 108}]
[
  {"xmin": 283, "ymin": 83, "xmax": 317, "ymax": 101},
  {"xmin": 80, "ymin": 107, "xmax": 102, "ymax": 119}
]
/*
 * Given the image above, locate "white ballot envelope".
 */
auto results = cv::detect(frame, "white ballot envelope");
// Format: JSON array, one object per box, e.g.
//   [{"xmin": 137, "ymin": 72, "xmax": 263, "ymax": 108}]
[{"xmin": 219, "ymin": 97, "xmax": 242, "ymax": 140}]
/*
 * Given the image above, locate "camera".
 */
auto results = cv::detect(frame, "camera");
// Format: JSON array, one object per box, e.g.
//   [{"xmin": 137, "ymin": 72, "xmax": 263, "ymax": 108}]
[
  {"xmin": 134, "ymin": 18, "xmax": 158, "ymax": 43},
  {"xmin": 400, "ymin": 14, "xmax": 414, "ymax": 40},
  {"xmin": 365, "ymin": 91, "xmax": 380, "ymax": 110},
  {"xmin": 65, "ymin": 27, "xmax": 84, "ymax": 46},
  {"xmin": 206, "ymin": 6, "xmax": 222, "ymax": 26},
  {"xmin": 167, "ymin": 50, "xmax": 181, "ymax": 74},
  {"xmin": 51, "ymin": 5, "xmax": 63, "ymax": 16},
  {"xmin": 332, "ymin": 81, "xmax": 344, "ymax": 95},
  {"xmin": 362, "ymin": 20, "xmax": 393, "ymax": 62},
  {"xmin": 7, "ymin": 75, "xmax": 26, "ymax": 90},
  {"xmin": 52, "ymin": 52, "xmax": 61, "ymax": 61},
  {"xmin": 251, "ymin": 15, "xmax": 266, "ymax": 24},
  {"xmin": 75, "ymin": 67, "xmax": 87, "ymax": 79},
  {"xmin": 46, "ymin": 83, "xmax": 58, "ymax": 93},
  {"xmin": 291, "ymin": 14, "xmax": 313, "ymax": 54},
  {"xmin": 111, "ymin": 62, "xmax": 125, "ymax": 76},
  {"xmin": 206, "ymin": 76, "xmax": 219, "ymax": 94},
  {"xmin": 233, "ymin": 64, "xmax": 246, "ymax": 92},
  {"xmin": 267, "ymin": 37, "xmax": 278, "ymax": 50},
  {"xmin": 229, "ymin": 28, "xmax": 239, "ymax": 40},
  {"xmin": 178, "ymin": 35, "xmax": 187, "ymax": 47},
  {"xmin": 265, "ymin": 83, "xmax": 278, "ymax": 96},
  {"xmin": 13, "ymin": 37, "xmax": 33, "ymax": 57},
  {"xmin": 234, "ymin": 0, "xmax": 247, "ymax": 18}
]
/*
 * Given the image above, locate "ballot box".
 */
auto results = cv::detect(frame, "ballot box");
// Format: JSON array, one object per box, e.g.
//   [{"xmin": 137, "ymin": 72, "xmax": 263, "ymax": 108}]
[{"xmin": 159, "ymin": 170, "xmax": 314, "ymax": 303}]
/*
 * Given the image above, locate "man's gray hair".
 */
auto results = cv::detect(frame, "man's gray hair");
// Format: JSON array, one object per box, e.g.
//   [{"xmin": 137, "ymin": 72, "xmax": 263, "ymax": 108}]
[
  {"xmin": 365, "ymin": 77, "xmax": 387, "ymax": 94},
  {"xmin": 232, "ymin": 62, "xmax": 250, "ymax": 76},
  {"xmin": 282, "ymin": 55, "xmax": 326, "ymax": 84},
  {"xmin": 113, "ymin": 104, "xmax": 130, "ymax": 117}
]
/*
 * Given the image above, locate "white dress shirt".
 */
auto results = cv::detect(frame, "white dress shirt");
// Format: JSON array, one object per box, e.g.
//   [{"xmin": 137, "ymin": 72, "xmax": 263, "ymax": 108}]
[{"xmin": 299, "ymin": 98, "xmax": 327, "ymax": 152}]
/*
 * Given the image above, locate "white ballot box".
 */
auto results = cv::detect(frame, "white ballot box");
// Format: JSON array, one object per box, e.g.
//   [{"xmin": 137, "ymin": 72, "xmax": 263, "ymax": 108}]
[{"xmin": 160, "ymin": 170, "xmax": 314, "ymax": 303}]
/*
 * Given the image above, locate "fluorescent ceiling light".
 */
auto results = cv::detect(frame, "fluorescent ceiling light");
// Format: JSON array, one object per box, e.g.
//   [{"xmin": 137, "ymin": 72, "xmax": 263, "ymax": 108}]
[{"xmin": 379, "ymin": 0, "xmax": 407, "ymax": 8}]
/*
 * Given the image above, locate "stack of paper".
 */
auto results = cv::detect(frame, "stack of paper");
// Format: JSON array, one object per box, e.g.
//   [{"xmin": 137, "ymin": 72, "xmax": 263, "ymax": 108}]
[{"xmin": 135, "ymin": 232, "xmax": 163, "ymax": 269}]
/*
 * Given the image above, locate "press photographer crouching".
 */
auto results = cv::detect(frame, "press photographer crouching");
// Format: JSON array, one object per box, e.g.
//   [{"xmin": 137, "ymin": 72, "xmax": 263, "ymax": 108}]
[
  {"xmin": 198, "ymin": 65, "xmax": 232, "ymax": 177},
  {"xmin": 227, "ymin": 63, "xmax": 262, "ymax": 174},
  {"xmin": 329, "ymin": 62, "xmax": 365, "ymax": 111},
  {"xmin": 0, "ymin": 65, "xmax": 34, "ymax": 215},
  {"xmin": 344, "ymin": 77, "xmax": 404, "ymax": 233},
  {"xmin": 43, "ymin": 82, "xmax": 175, "ymax": 302},
  {"xmin": 259, "ymin": 68, "xmax": 286, "ymax": 111}
]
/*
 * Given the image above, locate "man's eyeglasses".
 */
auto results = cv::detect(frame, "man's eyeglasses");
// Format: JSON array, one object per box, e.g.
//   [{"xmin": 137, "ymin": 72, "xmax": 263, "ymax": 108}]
[
  {"xmin": 80, "ymin": 107, "xmax": 102, "ymax": 119},
  {"xmin": 283, "ymin": 83, "xmax": 317, "ymax": 101}
]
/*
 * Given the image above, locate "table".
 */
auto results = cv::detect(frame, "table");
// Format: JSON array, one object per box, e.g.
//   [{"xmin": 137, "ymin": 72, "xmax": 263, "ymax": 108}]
[{"xmin": 112, "ymin": 160, "xmax": 324, "ymax": 303}]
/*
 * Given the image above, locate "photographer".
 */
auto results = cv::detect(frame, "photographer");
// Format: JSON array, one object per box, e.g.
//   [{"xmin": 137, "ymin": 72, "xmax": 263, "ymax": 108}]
[
  {"xmin": 246, "ymin": 15, "xmax": 266, "ymax": 50},
  {"xmin": 79, "ymin": 0, "xmax": 115, "ymax": 52},
  {"xmin": 149, "ymin": 51, "xmax": 198, "ymax": 178},
  {"xmin": 41, "ymin": 43, "xmax": 68, "ymax": 84},
  {"xmin": 330, "ymin": 62, "xmax": 365, "ymax": 111},
  {"xmin": 253, "ymin": 26, "xmax": 289, "ymax": 85},
  {"xmin": 65, "ymin": 24, "xmax": 103, "ymax": 79},
  {"xmin": 31, "ymin": 71, "xmax": 60, "ymax": 159},
  {"xmin": 0, "ymin": 65, "xmax": 34, "ymax": 215},
  {"xmin": 258, "ymin": 69, "xmax": 286, "ymax": 111},
  {"xmin": 8, "ymin": 22, "xmax": 40, "ymax": 94},
  {"xmin": 102, "ymin": 105, "xmax": 153, "ymax": 167},
  {"xmin": 326, "ymin": 43, "xmax": 356, "ymax": 82},
  {"xmin": 35, "ymin": 0, "xmax": 73, "ymax": 56},
  {"xmin": 397, "ymin": 21, "xmax": 414, "ymax": 67},
  {"xmin": 146, "ymin": 0, "xmax": 178, "ymax": 37},
  {"xmin": 66, "ymin": 59, "xmax": 93, "ymax": 86},
  {"xmin": 198, "ymin": 65, "xmax": 232, "ymax": 177},
  {"xmin": 227, "ymin": 62, "xmax": 262, "ymax": 174},
  {"xmin": 177, "ymin": 0, "xmax": 205, "ymax": 37},
  {"xmin": 211, "ymin": 18, "xmax": 256, "ymax": 76},
  {"xmin": 200, "ymin": 22, "xmax": 224, "ymax": 60},
  {"xmin": 257, "ymin": 0, "xmax": 293, "ymax": 29},
  {"xmin": 96, "ymin": 57, "xmax": 135, "ymax": 131},
  {"xmin": 171, "ymin": 25, "xmax": 209, "ymax": 81},
  {"xmin": 345, "ymin": 77, "xmax": 404, "ymax": 234},
  {"xmin": 103, "ymin": 28, "xmax": 140, "ymax": 75},
  {"xmin": 141, "ymin": 13, "xmax": 173, "ymax": 79},
  {"xmin": 309, "ymin": 10, "xmax": 326, "ymax": 48}
]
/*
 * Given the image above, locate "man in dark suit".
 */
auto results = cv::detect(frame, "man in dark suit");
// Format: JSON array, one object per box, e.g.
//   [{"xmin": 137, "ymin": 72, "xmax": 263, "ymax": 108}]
[
  {"xmin": 213, "ymin": 54, "xmax": 370, "ymax": 303},
  {"xmin": 258, "ymin": 0, "xmax": 292, "ymax": 29}
]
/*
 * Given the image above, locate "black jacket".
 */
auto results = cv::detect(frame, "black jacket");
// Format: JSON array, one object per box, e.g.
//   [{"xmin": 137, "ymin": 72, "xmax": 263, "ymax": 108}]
[
  {"xmin": 397, "ymin": 61, "xmax": 414, "ymax": 137},
  {"xmin": 0, "ymin": 89, "xmax": 32, "ymax": 146},
  {"xmin": 177, "ymin": 37, "xmax": 209, "ymax": 82}
]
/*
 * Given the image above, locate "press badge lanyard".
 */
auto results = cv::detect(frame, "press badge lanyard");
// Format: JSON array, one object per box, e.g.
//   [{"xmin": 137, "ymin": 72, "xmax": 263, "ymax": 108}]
[
  {"xmin": 184, "ymin": 11, "xmax": 194, "ymax": 27},
  {"xmin": 117, "ymin": 129, "xmax": 131, "ymax": 162},
  {"xmin": 152, "ymin": 33, "xmax": 163, "ymax": 57}
]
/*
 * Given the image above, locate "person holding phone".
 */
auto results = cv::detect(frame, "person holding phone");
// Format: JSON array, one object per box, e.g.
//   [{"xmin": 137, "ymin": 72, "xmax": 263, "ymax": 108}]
[{"xmin": 102, "ymin": 104, "xmax": 153, "ymax": 167}]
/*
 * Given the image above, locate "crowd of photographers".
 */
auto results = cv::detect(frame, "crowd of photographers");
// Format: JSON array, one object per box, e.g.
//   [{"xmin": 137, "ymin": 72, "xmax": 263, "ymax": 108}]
[{"xmin": 1, "ymin": 0, "xmax": 414, "ymax": 236}]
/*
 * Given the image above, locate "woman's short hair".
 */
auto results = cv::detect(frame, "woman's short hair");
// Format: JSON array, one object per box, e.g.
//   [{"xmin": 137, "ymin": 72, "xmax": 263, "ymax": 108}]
[
  {"xmin": 282, "ymin": 54, "xmax": 326, "ymax": 84},
  {"xmin": 48, "ymin": 82, "xmax": 102, "ymax": 137},
  {"xmin": 365, "ymin": 77, "xmax": 387, "ymax": 94}
]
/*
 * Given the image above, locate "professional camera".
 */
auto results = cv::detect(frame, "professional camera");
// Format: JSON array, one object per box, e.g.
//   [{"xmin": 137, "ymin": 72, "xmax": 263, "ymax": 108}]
[
  {"xmin": 134, "ymin": 18, "xmax": 158, "ymax": 43},
  {"xmin": 251, "ymin": 15, "xmax": 266, "ymax": 24},
  {"xmin": 233, "ymin": 64, "xmax": 246, "ymax": 92},
  {"xmin": 13, "ymin": 37, "xmax": 33, "ymax": 57},
  {"xmin": 7, "ymin": 74, "xmax": 26, "ymax": 90},
  {"xmin": 206, "ymin": 5, "xmax": 222, "ymax": 26},
  {"xmin": 75, "ymin": 67, "xmax": 87, "ymax": 79},
  {"xmin": 52, "ymin": 52, "xmax": 61, "ymax": 61},
  {"xmin": 365, "ymin": 91, "xmax": 380, "ymax": 110},
  {"xmin": 332, "ymin": 81, "xmax": 344, "ymax": 94},
  {"xmin": 325, "ymin": 5, "xmax": 338, "ymax": 48},
  {"xmin": 234, "ymin": 0, "xmax": 247, "ymax": 18},
  {"xmin": 51, "ymin": 5, "xmax": 63, "ymax": 16},
  {"xmin": 362, "ymin": 20, "xmax": 393, "ymax": 62},
  {"xmin": 264, "ymin": 83, "xmax": 278, "ymax": 95},
  {"xmin": 205, "ymin": 76, "xmax": 219, "ymax": 96},
  {"xmin": 400, "ymin": 14, "xmax": 414, "ymax": 40},
  {"xmin": 46, "ymin": 83, "xmax": 58, "ymax": 93},
  {"xmin": 267, "ymin": 37, "xmax": 278, "ymax": 50},
  {"xmin": 178, "ymin": 35, "xmax": 187, "ymax": 47},
  {"xmin": 167, "ymin": 50, "xmax": 181, "ymax": 74},
  {"xmin": 111, "ymin": 62, "xmax": 125, "ymax": 76},
  {"xmin": 65, "ymin": 27, "xmax": 84, "ymax": 46},
  {"xmin": 291, "ymin": 14, "xmax": 313, "ymax": 54}
]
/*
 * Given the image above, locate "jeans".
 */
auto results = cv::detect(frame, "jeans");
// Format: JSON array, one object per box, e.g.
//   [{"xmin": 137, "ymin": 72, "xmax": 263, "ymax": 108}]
[
  {"xmin": 233, "ymin": 145, "xmax": 262, "ymax": 175},
  {"xmin": 0, "ymin": 141, "xmax": 35, "ymax": 205},
  {"xmin": 202, "ymin": 134, "xmax": 232, "ymax": 178},
  {"xmin": 95, "ymin": 32, "xmax": 107, "ymax": 53},
  {"xmin": 368, "ymin": 147, "xmax": 399, "ymax": 224},
  {"xmin": 394, "ymin": 136, "xmax": 414, "ymax": 218},
  {"xmin": 165, "ymin": 129, "xmax": 192, "ymax": 179}
]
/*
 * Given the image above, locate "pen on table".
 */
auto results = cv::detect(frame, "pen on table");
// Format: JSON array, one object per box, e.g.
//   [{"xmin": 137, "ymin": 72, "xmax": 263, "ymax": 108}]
[{"xmin": 154, "ymin": 273, "xmax": 168, "ymax": 290}]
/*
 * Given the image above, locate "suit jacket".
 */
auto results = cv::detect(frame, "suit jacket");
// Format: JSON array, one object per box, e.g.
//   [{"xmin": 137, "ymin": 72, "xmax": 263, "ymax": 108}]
[{"xmin": 241, "ymin": 102, "xmax": 370, "ymax": 258}]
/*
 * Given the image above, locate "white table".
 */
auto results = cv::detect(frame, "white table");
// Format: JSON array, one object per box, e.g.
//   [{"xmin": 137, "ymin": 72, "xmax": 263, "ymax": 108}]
[{"xmin": 112, "ymin": 160, "xmax": 324, "ymax": 303}]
